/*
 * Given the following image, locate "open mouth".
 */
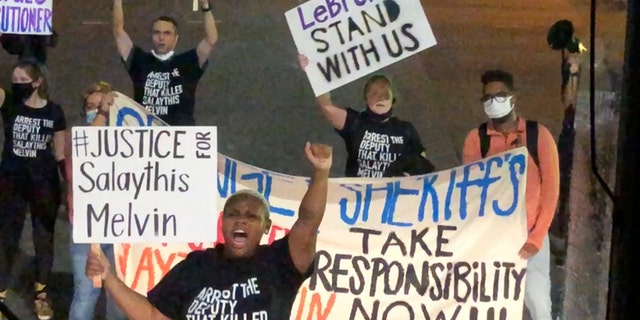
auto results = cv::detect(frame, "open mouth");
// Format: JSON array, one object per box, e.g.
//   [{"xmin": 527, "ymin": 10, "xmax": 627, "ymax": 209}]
[{"xmin": 232, "ymin": 229, "xmax": 248, "ymax": 246}]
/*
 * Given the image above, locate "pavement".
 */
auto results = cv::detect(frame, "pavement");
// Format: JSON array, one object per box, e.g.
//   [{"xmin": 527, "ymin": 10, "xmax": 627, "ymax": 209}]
[{"xmin": 0, "ymin": 0, "xmax": 629, "ymax": 319}]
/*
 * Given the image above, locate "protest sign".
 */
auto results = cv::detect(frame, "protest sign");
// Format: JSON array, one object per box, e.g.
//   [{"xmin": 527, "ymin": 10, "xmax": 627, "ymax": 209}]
[
  {"xmin": 285, "ymin": 0, "xmax": 437, "ymax": 96},
  {"xmin": 71, "ymin": 94, "xmax": 218, "ymax": 243},
  {"xmin": 110, "ymin": 91, "xmax": 169, "ymax": 127},
  {"xmin": 110, "ymin": 94, "xmax": 529, "ymax": 319},
  {"xmin": 0, "ymin": 0, "xmax": 53, "ymax": 35}
]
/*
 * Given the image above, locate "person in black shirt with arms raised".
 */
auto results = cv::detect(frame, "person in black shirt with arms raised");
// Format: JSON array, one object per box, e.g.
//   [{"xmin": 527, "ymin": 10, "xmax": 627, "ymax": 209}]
[
  {"xmin": 0, "ymin": 59, "xmax": 66, "ymax": 320},
  {"xmin": 112, "ymin": 0, "xmax": 218, "ymax": 125},
  {"xmin": 86, "ymin": 142, "xmax": 333, "ymax": 320},
  {"xmin": 299, "ymin": 54, "xmax": 429, "ymax": 178}
]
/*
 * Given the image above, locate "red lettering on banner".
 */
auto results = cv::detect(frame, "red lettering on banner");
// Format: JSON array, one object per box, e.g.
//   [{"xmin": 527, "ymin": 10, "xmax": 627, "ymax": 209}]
[
  {"xmin": 154, "ymin": 249, "xmax": 177, "ymax": 278},
  {"xmin": 268, "ymin": 224, "xmax": 291, "ymax": 245},
  {"xmin": 131, "ymin": 247, "xmax": 154, "ymax": 291},
  {"xmin": 117, "ymin": 243, "xmax": 131, "ymax": 278},
  {"xmin": 295, "ymin": 287, "xmax": 336, "ymax": 320}
]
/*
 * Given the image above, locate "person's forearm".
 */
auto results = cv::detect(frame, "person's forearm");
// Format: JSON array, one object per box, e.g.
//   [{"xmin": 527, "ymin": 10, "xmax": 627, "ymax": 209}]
[
  {"xmin": 317, "ymin": 92, "xmax": 332, "ymax": 107},
  {"xmin": 298, "ymin": 169, "xmax": 329, "ymax": 228},
  {"xmin": 104, "ymin": 272, "xmax": 154, "ymax": 320},
  {"xmin": 113, "ymin": 0, "xmax": 125, "ymax": 35},
  {"xmin": 201, "ymin": 2, "xmax": 218, "ymax": 45}
]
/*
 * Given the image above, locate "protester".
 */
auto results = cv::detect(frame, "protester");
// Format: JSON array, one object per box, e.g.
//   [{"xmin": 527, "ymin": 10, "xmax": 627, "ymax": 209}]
[
  {"xmin": 86, "ymin": 142, "xmax": 332, "ymax": 319},
  {"xmin": 298, "ymin": 54, "xmax": 428, "ymax": 178},
  {"xmin": 383, "ymin": 153, "xmax": 435, "ymax": 177},
  {"xmin": 65, "ymin": 82, "xmax": 126, "ymax": 320},
  {"xmin": 112, "ymin": 0, "xmax": 218, "ymax": 125},
  {"xmin": 0, "ymin": 59, "xmax": 66, "ymax": 320},
  {"xmin": 0, "ymin": 31, "xmax": 59, "ymax": 66},
  {"xmin": 461, "ymin": 69, "xmax": 560, "ymax": 320}
]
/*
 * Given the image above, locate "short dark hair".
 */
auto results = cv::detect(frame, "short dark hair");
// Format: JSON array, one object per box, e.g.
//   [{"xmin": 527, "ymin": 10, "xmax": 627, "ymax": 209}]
[
  {"xmin": 152, "ymin": 16, "xmax": 179, "ymax": 31},
  {"xmin": 14, "ymin": 58, "xmax": 49, "ymax": 99},
  {"xmin": 481, "ymin": 70, "xmax": 514, "ymax": 90}
]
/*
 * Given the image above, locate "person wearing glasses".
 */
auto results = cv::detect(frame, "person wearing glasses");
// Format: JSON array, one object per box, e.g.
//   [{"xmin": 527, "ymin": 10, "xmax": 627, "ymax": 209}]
[{"xmin": 461, "ymin": 70, "xmax": 560, "ymax": 320}]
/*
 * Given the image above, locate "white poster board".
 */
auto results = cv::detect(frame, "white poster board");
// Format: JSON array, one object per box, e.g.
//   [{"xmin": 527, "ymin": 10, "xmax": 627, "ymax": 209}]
[
  {"xmin": 285, "ymin": 0, "xmax": 437, "ymax": 96},
  {"xmin": 71, "ymin": 126, "xmax": 218, "ymax": 243},
  {"xmin": 0, "ymin": 0, "xmax": 53, "ymax": 35}
]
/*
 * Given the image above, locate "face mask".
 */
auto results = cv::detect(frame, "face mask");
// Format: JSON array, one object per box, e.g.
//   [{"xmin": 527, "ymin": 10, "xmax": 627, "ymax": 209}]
[
  {"xmin": 11, "ymin": 82, "xmax": 37, "ymax": 101},
  {"xmin": 483, "ymin": 95, "xmax": 514, "ymax": 119},
  {"xmin": 86, "ymin": 109, "xmax": 98, "ymax": 124},
  {"xmin": 364, "ymin": 106, "xmax": 393, "ymax": 123},
  {"xmin": 151, "ymin": 49, "xmax": 175, "ymax": 61}
]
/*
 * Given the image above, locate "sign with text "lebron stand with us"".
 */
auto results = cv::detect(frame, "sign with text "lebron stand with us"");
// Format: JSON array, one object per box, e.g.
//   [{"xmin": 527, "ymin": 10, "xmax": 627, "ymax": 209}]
[
  {"xmin": 71, "ymin": 124, "xmax": 218, "ymax": 244},
  {"xmin": 285, "ymin": 0, "xmax": 437, "ymax": 96}
]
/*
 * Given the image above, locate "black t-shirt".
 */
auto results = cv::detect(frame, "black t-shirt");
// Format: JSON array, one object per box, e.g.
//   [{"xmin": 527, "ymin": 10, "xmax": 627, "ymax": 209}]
[
  {"xmin": 123, "ymin": 46, "xmax": 207, "ymax": 126},
  {"xmin": 1, "ymin": 92, "xmax": 66, "ymax": 171},
  {"xmin": 147, "ymin": 235, "xmax": 312, "ymax": 320},
  {"xmin": 337, "ymin": 108, "xmax": 426, "ymax": 178}
]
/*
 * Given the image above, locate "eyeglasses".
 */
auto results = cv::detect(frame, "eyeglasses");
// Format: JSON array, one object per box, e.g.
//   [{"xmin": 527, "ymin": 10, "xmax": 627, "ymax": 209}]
[{"xmin": 480, "ymin": 92, "xmax": 512, "ymax": 103}]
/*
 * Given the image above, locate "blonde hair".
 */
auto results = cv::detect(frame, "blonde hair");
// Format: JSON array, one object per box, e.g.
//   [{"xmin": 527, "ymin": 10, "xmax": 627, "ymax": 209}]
[
  {"xmin": 81, "ymin": 81, "xmax": 113, "ymax": 115},
  {"xmin": 84, "ymin": 81, "xmax": 112, "ymax": 99},
  {"xmin": 223, "ymin": 189, "xmax": 271, "ymax": 220}
]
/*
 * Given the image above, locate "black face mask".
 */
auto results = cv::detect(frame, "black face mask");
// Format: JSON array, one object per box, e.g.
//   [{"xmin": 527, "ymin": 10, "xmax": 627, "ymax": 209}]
[
  {"xmin": 11, "ymin": 82, "xmax": 37, "ymax": 101},
  {"xmin": 363, "ymin": 107, "xmax": 393, "ymax": 123}
]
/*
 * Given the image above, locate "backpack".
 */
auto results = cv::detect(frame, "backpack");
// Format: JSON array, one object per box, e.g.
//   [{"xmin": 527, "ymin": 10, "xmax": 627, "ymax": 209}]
[{"xmin": 478, "ymin": 120, "xmax": 539, "ymax": 167}]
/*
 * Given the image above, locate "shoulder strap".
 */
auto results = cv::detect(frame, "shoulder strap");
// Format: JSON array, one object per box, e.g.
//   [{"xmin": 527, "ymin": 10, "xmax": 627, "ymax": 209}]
[
  {"xmin": 525, "ymin": 120, "xmax": 540, "ymax": 167},
  {"xmin": 478, "ymin": 122, "xmax": 490, "ymax": 158}
]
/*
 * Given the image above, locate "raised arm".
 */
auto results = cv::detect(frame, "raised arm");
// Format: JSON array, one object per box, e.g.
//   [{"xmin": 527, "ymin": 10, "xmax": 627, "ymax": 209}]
[
  {"xmin": 113, "ymin": 0, "xmax": 133, "ymax": 61},
  {"xmin": 298, "ymin": 54, "xmax": 347, "ymax": 130},
  {"xmin": 288, "ymin": 142, "xmax": 332, "ymax": 273},
  {"xmin": 195, "ymin": 0, "xmax": 218, "ymax": 68}
]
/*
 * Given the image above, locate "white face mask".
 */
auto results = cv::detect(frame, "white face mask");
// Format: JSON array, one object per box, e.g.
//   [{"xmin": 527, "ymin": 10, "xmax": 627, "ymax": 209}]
[
  {"xmin": 151, "ymin": 49, "xmax": 175, "ymax": 61},
  {"xmin": 483, "ymin": 95, "xmax": 514, "ymax": 119}
]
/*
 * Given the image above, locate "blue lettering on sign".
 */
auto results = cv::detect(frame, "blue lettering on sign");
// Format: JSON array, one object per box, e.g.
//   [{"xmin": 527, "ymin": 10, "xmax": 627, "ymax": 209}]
[
  {"xmin": 493, "ymin": 152, "xmax": 526, "ymax": 216},
  {"xmin": 443, "ymin": 170, "xmax": 456, "ymax": 222},
  {"xmin": 418, "ymin": 175, "xmax": 439, "ymax": 223},
  {"xmin": 240, "ymin": 171, "xmax": 295, "ymax": 217},
  {"xmin": 382, "ymin": 181, "xmax": 419, "ymax": 227},
  {"xmin": 116, "ymin": 106, "xmax": 156, "ymax": 127},
  {"xmin": 455, "ymin": 161, "xmax": 496, "ymax": 220},
  {"xmin": 217, "ymin": 158, "xmax": 238, "ymax": 198},
  {"xmin": 337, "ymin": 151, "xmax": 527, "ymax": 227},
  {"xmin": 339, "ymin": 184, "xmax": 364, "ymax": 225}
]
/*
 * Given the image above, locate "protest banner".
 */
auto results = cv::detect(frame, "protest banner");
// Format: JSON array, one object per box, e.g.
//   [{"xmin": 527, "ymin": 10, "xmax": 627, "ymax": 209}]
[
  {"xmin": 0, "ymin": 0, "xmax": 53, "ymax": 35},
  {"xmin": 285, "ymin": 0, "xmax": 437, "ymax": 96},
  {"xmin": 71, "ymin": 94, "xmax": 218, "ymax": 244},
  {"xmin": 110, "ymin": 94, "xmax": 529, "ymax": 319}
]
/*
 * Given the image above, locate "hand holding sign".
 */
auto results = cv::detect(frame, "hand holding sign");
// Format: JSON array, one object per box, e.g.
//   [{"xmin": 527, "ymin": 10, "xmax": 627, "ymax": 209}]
[
  {"xmin": 99, "ymin": 91, "xmax": 118, "ymax": 114},
  {"xmin": 86, "ymin": 245, "xmax": 112, "ymax": 284},
  {"xmin": 305, "ymin": 142, "xmax": 332, "ymax": 171},
  {"xmin": 298, "ymin": 54, "xmax": 309, "ymax": 72}
]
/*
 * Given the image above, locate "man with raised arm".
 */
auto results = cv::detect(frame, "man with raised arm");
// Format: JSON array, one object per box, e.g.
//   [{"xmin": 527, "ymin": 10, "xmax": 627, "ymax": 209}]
[
  {"xmin": 86, "ymin": 142, "xmax": 332, "ymax": 320},
  {"xmin": 112, "ymin": 0, "xmax": 218, "ymax": 126}
]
